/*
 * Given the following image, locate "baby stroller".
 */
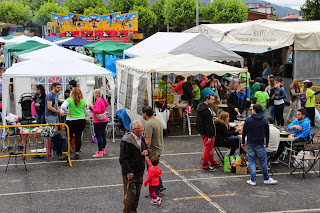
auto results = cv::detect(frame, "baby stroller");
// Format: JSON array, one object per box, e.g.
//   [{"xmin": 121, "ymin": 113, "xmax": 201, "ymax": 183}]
[{"xmin": 19, "ymin": 93, "xmax": 34, "ymax": 124}]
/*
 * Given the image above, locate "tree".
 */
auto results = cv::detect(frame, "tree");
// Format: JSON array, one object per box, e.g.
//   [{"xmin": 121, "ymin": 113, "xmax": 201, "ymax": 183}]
[
  {"xmin": 109, "ymin": 0, "xmax": 135, "ymax": 13},
  {"xmin": 203, "ymin": 0, "xmax": 247, "ymax": 23},
  {"xmin": 134, "ymin": 0, "xmax": 150, "ymax": 8},
  {"xmin": 64, "ymin": 0, "xmax": 107, "ymax": 14},
  {"xmin": 164, "ymin": 0, "xmax": 196, "ymax": 30},
  {"xmin": 152, "ymin": 0, "xmax": 166, "ymax": 31},
  {"xmin": 0, "ymin": 1, "xmax": 33, "ymax": 24},
  {"xmin": 130, "ymin": 5, "xmax": 157, "ymax": 33},
  {"xmin": 19, "ymin": 0, "xmax": 52, "ymax": 12},
  {"xmin": 33, "ymin": 2, "xmax": 69, "ymax": 25},
  {"xmin": 83, "ymin": 6, "xmax": 109, "ymax": 15},
  {"xmin": 301, "ymin": 0, "xmax": 320, "ymax": 20}
]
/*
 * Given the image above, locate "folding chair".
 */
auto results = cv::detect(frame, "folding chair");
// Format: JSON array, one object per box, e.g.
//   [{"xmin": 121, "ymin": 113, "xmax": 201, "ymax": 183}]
[
  {"xmin": 267, "ymin": 151, "xmax": 277, "ymax": 175},
  {"xmin": 290, "ymin": 143, "xmax": 320, "ymax": 179},
  {"xmin": 316, "ymin": 130, "xmax": 320, "ymax": 143},
  {"xmin": 213, "ymin": 146, "xmax": 224, "ymax": 163},
  {"xmin": 184, "ymin": 104, "xmax": 196, "ymax": 135}
]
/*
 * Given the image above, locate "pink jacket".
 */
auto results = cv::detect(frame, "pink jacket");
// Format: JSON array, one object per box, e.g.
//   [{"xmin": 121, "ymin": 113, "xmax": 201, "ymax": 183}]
[
  {"xmin": 144, "ymin": 160, "xmax": 162, "ymax": 186},
  {"xmin": 172, "ymin": 80, "xmax": 185, "ymax": 95},
  {"xmin": 91, "ymin": 98, "xmax": 109, "ymax": 123},
  {"xmin": 31, "ymin": 101, "xmax": 37, "ymax": 116}
]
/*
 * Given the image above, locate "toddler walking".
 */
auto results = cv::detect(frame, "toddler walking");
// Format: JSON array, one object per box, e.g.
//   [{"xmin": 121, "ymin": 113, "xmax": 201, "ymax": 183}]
[{"xmin": 144, "ymin": 156, "xmax": 163, "ymax": 206}]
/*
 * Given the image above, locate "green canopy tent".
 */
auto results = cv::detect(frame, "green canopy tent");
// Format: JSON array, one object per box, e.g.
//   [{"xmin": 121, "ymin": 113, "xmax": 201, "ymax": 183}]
[
  {"xmin": 1, "ymin": 36, "xmax": 14, "ymax": 40},
  {"xmin": 84, "ymin": 40, "xmax": 132, "ymax": 67},
  {"xmin": 4, "ymin": 40, "xmax": 44, "ymax": 52},
  {"xmin": 54, "ymin": 37, "xmax": 71, "ymax": 42},
  {"xmin": 12, "ymin": 44, "xmax": 50, "ymax": 59}
]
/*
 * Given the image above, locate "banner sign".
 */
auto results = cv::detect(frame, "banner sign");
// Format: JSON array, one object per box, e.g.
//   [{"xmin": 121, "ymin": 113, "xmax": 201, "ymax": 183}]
[{"xmin": 51, "ymin": 12, "xmax": 138, "ymax": 33}]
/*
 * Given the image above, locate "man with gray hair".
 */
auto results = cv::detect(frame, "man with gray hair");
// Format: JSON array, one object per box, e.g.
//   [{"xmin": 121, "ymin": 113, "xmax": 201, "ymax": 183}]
[
  {"xmin": 227, "ymin": 84, "xmax": 247, "ymax": 122},
  {"xmin": 119, "ymin": 121, "xmax": 149, "ymax": 213}
]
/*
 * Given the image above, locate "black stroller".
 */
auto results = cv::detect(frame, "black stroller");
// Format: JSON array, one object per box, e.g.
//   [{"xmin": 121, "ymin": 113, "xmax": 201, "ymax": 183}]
[{"xmin": 19, "ymin": 93, "xmax": 34, "ymax": 124}]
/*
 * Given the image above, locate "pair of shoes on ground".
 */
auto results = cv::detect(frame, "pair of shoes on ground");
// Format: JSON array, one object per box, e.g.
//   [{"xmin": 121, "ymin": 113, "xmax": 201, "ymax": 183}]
[
  {"xmin": 92, "ymin": 148, "xmax": 106, "ymax": 157},
  {"xmin": 75, "ymin": 152, "xmax": 80, "ymax": 160},
  {"xmin": 203, "ymin": 162, "xmax": 221, "ymax": 170},
  {"xmin": 150, "ymin": 197, "xmax": 162, "ymax": 206},
  {"xmin": 270, "ymin": 158, "xmax": 279, "ymax": 164},
  {"xmin": 247, "ymin": 178, "xmax": 278, "ymax": 186}
]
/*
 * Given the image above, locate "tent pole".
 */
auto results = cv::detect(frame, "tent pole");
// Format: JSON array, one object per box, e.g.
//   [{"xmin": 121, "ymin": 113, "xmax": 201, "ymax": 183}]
[
  {"xmin": 102, "ymin": 52, "xmax": 106, "ymax": 68},
  {"xmin": 151, "ymin": 73, "xmax": 154, "ymax": 110}
]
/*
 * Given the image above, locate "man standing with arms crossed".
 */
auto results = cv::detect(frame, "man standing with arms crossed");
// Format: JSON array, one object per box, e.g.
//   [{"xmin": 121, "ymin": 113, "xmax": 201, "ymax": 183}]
[
  {"xmin": 45, "ymin": 82, "xmax": 63, "ymax": 124},
  {"xmin": 242, "ymin": 104, "xmax": 278, "ymax": 186},
  {"xmin": 142, "ymin": 106, "xmax": 165, "ymax": 196},
  {"xmin": 196, "ymin": 94, "xmax": 219, "ymax": 170}
]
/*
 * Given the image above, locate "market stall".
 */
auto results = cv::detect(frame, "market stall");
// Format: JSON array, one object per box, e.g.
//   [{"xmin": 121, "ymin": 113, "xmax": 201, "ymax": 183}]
[
  {"xmin": 124, "ymin": 32, "xmax": 244, "ymax": 66},
  {"xmin": 60, "ymin": 37, "xmax": 92, "ymax": 47},
  {"xmin": 116, "ymin": 52, "xmax": 245, "ymax": 122},
  {"xmin": 1, "ymin": 58, "xmax": 115, "ymax": 123}
]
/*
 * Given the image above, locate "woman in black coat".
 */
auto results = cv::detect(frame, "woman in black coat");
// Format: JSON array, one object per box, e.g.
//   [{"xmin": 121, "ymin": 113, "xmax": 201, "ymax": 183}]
[{"xmin": 214, "ymin": 111, "xmax": 243, "ymax": 156}]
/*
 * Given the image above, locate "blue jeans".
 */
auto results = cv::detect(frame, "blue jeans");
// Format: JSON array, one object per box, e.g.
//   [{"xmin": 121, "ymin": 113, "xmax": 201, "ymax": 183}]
[
  {"xmin": 245, "ymin": 87, "xmax": 251, "ymax": 100},
  {"xmin": 36, "ymin": 112, "xmax": 46, "ymax": 124},
  {"xmin": 247, "ymin": 145, "xmax": 270, "ymax": 183},
  {"xmin": 262, "ymin": 106, "xmax": 267, "ymax": 117},
  {"xmin": 94, "ymin": 121, "xmax": 108, "ymax": 151},
  {"xmin": 45, "ymin": 115, "xmax": 59, "ymax": 124},
  {"xmin": 268, "ymin": 105, "xmax": 275, "ymax": 121}
]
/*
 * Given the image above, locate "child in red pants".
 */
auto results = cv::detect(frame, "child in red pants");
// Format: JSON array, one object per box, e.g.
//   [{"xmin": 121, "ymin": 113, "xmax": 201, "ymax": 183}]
[{"xmin": 144, "ymin": 156, "xmax": 163, "ymax": 206}]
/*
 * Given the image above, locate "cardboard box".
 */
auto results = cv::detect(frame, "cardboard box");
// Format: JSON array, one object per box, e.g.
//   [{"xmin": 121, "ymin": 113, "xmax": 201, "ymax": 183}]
[{"xmin": 236, "ymin": 165, "xmax": 247, "ymax": 175}]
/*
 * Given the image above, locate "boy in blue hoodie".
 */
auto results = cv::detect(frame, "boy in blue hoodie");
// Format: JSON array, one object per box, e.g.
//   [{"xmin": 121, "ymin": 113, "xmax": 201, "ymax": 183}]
[{"xmin": 242, "ymin": 104, "xmax": 278, "ymax": 186}]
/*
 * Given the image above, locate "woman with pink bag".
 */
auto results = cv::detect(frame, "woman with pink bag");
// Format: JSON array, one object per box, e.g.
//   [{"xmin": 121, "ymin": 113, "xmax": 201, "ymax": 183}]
[{"xmin": 88, "ymin": 89, "xmax": 109, "ymax": 157}]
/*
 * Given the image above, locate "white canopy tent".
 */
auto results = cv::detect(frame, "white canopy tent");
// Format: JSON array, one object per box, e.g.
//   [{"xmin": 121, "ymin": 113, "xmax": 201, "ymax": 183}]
[
  {"xmin": 2, "ymin": 58, "xmax": 115, "ymax": 126},
  {"xmin": 17, "ymin": 45, "xmax": 94, "ymax": 63},
  {"xmin": 219, "ymin": 43, "xmax": 283, "ymax": 54},
  {"xmin": 185, "ymin": 20, "xmax": 320, "ymax": 51},
  {"xmin": 54, "ymin": 37, "xmax": 73, "ymax": 44},
  {"xmin": 123, "ymin": 32, "xmax": 244, "ymax": 65},
  {"xmin": 116, "ymin": 52, "xmax": 245, "ymax": 121},
  {"xmin": 4, "ymin": 35, "xmax": 56, "ymax": 46}
]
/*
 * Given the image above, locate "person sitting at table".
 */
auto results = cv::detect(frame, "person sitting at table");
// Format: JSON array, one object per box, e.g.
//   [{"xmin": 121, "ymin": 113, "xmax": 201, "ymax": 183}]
[
  {"xmin": 170, "ymin": 75, "xmax": 185, "ymax": 95},
  {"xmin": 227, "ymin": 84, "xmax": 247, "ymax": 122},
  {"xmin": 201, "ymin": 82, "xmax": 216, "ymax": 102},
  {"xmin": 270, "ymin": 109, "xmax": 311, "ymax": 163},
  {"xmin": 265, "ymin": 117, "xmax": 280, "ymax": 155},
  {"xmin": 182, "ymin": 76, "xmax": 195, "ymax": 106},
  {"xmin": 158, "ymin": 75, "xmax": 171, "ymax": 92},
  {"xmin": 214, "ymin": 111, "xmax": 244, "ymax": 156}
]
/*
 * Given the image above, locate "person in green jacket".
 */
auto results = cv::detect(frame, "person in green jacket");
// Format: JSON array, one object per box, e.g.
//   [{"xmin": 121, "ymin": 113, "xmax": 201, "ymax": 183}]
[
  {"xmin": 305, "ymin": 81, "xmax": 320, "ymax": 128},
  {"xmin": 251, "ymin": 77, "xmax": 262, "ymax": 100},
  {"xmin": 193, "ymin": 80, "xmax": 201, "ymax": 109},
  {"xmin": 158, "ymin": 75, "xmax": 171, "ymax": 92}
]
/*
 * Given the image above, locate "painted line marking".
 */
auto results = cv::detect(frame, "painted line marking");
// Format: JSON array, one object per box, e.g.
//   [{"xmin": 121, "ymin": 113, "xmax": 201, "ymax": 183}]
[
  {"xmin": 173, "ymin": 193, "xmax": 236, "ymax": 201},
  {"xmin": 259, "ymin": 209, "xmax": 320, "ymax": 213},
  {"xmin": 0, "ymin": 171, "xmax": 315, "ymax": 197},
  {"xmin": 161, "ymin": 159, "xmax": 227, "ymax": 213},
  {"xmin": 162, "ymin": 168, "xmax": 202, "ymax": 174}
]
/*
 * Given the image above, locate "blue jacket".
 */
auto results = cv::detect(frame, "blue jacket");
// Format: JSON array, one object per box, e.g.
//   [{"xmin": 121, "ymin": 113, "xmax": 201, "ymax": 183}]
[
  {"xmin": 287, "ymin": 117, "xmax": 311, "ymax": 140},
  {"xmin": 115, "ymin": 109, "xmax": 131, "ymax": 132},
  {"xmin": 201, "ymin": 88, "xmax": 215, "ymax": 102},
  {"xmin": 242, "ymin": 113, "xmax": 269, "ymax": 146}
]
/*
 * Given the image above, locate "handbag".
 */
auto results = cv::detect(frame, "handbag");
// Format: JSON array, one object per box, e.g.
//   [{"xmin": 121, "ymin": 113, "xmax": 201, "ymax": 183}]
[{"xmin": 96, "ymin": 113, "xmax": 106, "ymax": 120}]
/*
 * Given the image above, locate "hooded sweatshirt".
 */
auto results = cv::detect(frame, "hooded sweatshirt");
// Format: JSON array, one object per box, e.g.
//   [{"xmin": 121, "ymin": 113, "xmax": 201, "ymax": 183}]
[
  {"xmin": 91, "ymin": 97, "xmax": 109, "ymax": 123},
  {"xmin": 242, "ymin": 113, "xmax": 269, "ymax": 146},
  {"xmin": 196, "ymin": 102, "xmax": 216, "ymax": 138},
  {"xmin": 287, "ymin": 117, "xmax": 311, "ymax": 140},
  {"xmin": 144, "ymin": 160, "xmax": 162, "ymax": 186}
]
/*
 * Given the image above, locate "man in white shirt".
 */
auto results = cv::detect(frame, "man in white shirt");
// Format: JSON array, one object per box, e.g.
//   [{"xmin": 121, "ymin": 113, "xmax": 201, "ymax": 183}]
[{"xmin": 266, "ymin": 117, "xmax": 280, "ymax": 162}]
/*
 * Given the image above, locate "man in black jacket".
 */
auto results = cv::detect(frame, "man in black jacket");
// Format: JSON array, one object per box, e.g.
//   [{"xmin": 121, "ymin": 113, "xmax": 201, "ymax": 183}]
[
  {"xmin": 227, "ymin": 84, "xmax": 247, "ymax": 122},
  {"xmin": 119, "ymin": 121, "xmax": 149, "ymax": 213},
  {"xmin": 182, "ymin": 76, "xmax": 195, "ymax": 106},
  {"xmin": 196, "ymin": 94, "xmax": 219, "ymax": 170}
]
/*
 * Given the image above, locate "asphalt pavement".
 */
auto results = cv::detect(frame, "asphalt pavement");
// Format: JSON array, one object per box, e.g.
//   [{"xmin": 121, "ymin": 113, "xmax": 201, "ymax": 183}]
[{"xmin": 0, "ymin": 105, "xmax": 319, "ymax": 213}]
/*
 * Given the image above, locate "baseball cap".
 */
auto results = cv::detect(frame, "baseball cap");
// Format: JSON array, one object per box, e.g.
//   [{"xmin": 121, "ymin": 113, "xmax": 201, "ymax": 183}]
[{"xmin": 303, "ymin": 80, "xmax": 310, "ymax": 83}]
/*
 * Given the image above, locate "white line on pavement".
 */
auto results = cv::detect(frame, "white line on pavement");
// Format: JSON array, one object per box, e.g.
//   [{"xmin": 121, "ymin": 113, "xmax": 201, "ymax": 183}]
[
  {"xmin": 160, "ymin": 159, "xmax": 227, "ymax": 213},
  {"xmin": 259, "ymin": 209, "xmax": 320, "ymax": 213}
]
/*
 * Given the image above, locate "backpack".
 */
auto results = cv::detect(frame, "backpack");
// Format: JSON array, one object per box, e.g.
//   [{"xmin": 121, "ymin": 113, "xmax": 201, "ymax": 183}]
[{"xmin": 300, "ymin": 89, "xmax": 309, "ymax": 106}]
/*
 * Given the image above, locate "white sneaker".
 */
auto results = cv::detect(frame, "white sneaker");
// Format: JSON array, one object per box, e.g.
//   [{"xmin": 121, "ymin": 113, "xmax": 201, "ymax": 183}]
[
  {"xmin": 264, "ymin": 178, "xmax": 278, "ymax": 185},
  {"xmin": 157, "ymin": 197, "xmax": 162, "ymax": 206},
  {"xmin": 247, "ymin": 180, "xmax": 256, "ymax": 186},
  {"xmin": 150, "ymin": 199, "xmax": 157, "ymax": 205}
]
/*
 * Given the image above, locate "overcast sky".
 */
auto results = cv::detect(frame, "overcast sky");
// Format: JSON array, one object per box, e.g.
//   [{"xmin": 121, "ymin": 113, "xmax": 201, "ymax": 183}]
[{"xmin": 266, "ymin": 0, "xmax": 305, "ymax": 9}]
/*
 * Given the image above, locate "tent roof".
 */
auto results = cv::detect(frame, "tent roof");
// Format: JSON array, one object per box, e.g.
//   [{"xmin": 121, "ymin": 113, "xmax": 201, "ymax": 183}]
[
  {"xmin": 4, "ymin": 58, "xmax": 111, "ymax": 78},
  {"xmin": 54, "ymin": 37, "xmax": 73, "ymax": 44},
  {"xmin": 116, "ymin": 52, "xmax": 244, "ymax": 76},
  {"xmin": 4, "ymin": 35, "xmax": 55, "ymax": 46},
  {"xmin": 0, "ymin": 37, "xmax": 5, "ymax": 43},
  {"xmin": 185, "ymin": 20, "xmax": 320, "ymax": 50},
  {"xmin": 4, "ymin": 40, "xmax": 45, "ymax": 52},
  {"xmin": 61, "ymin": 37, "xmax": 92, "ymax": 47},
  {"xmin": 45, "ymin": 35, "xmax": 59, "ymax": 42},
  {"xmin": 89, "ymin": 40, "xmax": 133, "ymax": 56},
  {"xmin": 123, "ymin": 32, "xmax": 243, "ymax": 63},
  {"xmin": 219, "ymin": 42, "xmax": 283, "ymax": 54},
  {"xmin": 17, "ymin": 45, "xmax": 94, "ymax": 63},
  {"xmin": 13, "ymin": 44, "xmax": 50, "ymax": 57},
  {"xmin": 1, "ymin": 36, "xmax": 14, "ymax": 40}
]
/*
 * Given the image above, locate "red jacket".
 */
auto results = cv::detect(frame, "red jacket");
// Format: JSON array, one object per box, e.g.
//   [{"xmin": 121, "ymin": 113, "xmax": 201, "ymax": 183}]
[{"xmin": 143, "ymin": 160, "xmax": 162, "ymax": 186}]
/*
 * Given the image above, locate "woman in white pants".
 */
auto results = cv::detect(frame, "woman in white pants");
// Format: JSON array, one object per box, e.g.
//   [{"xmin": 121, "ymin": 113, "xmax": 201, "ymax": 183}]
[{"xmin": 287, "ymin": 79, "xmax": 302, "ymax": 123}]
